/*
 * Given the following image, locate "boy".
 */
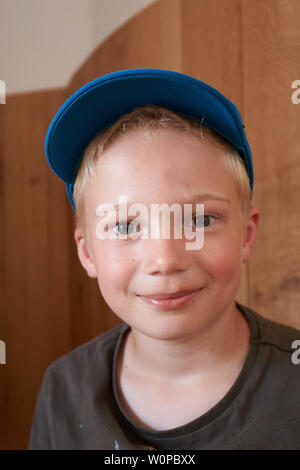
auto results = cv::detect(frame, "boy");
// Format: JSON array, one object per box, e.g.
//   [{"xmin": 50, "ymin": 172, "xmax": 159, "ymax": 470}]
[{"xmin": 28, "ymin": 68, "xmax": 300, "ymax": 450}]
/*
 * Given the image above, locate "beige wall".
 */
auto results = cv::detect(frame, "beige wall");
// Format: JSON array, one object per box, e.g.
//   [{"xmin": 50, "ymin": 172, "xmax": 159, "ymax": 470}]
[{"xmin": 0, "ymin": 0, "xmax": 155, "ymax": 94}]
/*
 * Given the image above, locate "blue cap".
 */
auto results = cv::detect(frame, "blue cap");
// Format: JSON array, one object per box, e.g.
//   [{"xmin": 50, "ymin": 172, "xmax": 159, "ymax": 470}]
[{"xmin": 45, "ymin": 68, "xmax": 254, "ymax": 211}]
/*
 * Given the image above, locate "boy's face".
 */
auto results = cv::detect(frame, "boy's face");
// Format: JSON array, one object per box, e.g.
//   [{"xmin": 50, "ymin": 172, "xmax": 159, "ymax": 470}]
[{"xmin": 74, "ymin": 128, "xmax": 259, "ymax": 340}]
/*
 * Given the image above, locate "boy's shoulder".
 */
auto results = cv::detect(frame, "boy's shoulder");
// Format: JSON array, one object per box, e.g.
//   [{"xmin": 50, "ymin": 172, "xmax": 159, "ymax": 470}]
[
  {"xmin": 238, "ymin": 301, "xmax": 300, "ymax": 353},
  {"xmin": 45, "ymin": 322, "xmax": 129, "ymax": 381}
]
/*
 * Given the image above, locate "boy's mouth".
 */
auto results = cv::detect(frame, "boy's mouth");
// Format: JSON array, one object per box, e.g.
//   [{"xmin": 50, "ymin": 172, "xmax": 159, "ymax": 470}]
[
  {"xmin": 136, "ymin": 288, "xmax": 203, "ymax": 310},
  {"xmin": 137, "ymin": 288, "xmax": 202, "ymax": 300}
]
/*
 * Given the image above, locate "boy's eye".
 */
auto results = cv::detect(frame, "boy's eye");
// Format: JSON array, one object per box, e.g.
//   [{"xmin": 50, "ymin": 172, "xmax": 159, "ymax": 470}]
[
  {"xmin": 191, "ymin": 214, "xmax": 216, "ymax": 229},
  {"xmin": 113, "ymin": 220, "xmax": 141, "ymax": 236}
]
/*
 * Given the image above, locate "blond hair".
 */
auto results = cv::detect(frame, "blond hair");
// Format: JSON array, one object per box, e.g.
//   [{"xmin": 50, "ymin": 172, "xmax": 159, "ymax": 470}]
[{"xmin": 73, "ymin": 104, "xmax": 251, "ymax": 240}]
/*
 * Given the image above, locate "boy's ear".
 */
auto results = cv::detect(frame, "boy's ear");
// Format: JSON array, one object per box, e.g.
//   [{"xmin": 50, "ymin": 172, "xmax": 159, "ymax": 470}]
[
  {"xmin": 74, "ymin": 227, "xmax": 97, "ymax": 278},
  {"xmin": 241, "ymin": 207, "xmax": 261, "ymax": 264}
]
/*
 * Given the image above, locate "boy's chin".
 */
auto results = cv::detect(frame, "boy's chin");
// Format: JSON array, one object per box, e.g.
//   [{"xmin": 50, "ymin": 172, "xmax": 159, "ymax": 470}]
[{"xmin": 130, "ymin": 315, "xmax": 208, "ymax": 342}]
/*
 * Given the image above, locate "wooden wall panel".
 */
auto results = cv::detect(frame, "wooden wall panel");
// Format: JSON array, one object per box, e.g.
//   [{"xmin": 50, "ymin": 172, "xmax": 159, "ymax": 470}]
[
  {"xmin": 0, "ymin": 90, "xmax": 71, "ymax": 449},
  {"xmin": 0, "ymin": 0, "xmax": 299, "ymax": 450},
  {"xmin": 242, "ymin": 0, "xmax": 300, "ymax": 327}
]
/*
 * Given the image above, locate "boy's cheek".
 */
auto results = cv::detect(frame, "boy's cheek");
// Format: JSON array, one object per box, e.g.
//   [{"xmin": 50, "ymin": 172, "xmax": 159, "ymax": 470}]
[
  {"xmin": 200, "ymin": 240, "xmax": 242, "ymax": 277},
  {"xmin": 94, "ymin": 251, "xmax": 136, "ymax": 290}
]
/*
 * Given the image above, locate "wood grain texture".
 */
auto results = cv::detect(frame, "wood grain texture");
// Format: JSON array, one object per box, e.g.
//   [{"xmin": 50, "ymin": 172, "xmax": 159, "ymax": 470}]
[
  {"xmin": 242, "ymin": 0, "xmax": 300, "ymax": 326},
  {"xmin": 0, "ymin": 89, "xmax": 71, "ymax": 448},
  {"xmin": 1, "ymin": 0, "xmax": 300, "ymax": 450}
]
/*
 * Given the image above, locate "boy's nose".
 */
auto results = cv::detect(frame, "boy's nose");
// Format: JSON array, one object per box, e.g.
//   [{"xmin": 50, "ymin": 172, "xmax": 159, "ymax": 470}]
[{"xmin": 140, "ymin": 237, "xmax": 191, "ymax": 275}]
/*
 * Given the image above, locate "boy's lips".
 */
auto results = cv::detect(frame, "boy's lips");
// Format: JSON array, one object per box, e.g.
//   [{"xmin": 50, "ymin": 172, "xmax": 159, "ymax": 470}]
[
  {"xmin": 137, "ymin": 289, "xmax": 201, "ymax": 300},
  {"xmin": 137, "ymin": 288, "xmax": 203, "ymax": 310}
]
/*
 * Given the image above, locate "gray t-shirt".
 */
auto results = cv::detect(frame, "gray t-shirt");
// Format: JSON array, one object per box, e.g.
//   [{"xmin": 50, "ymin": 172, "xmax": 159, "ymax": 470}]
[{"xmin": 27, "ymin": 301, "xmax": 300, "ymax": 450}]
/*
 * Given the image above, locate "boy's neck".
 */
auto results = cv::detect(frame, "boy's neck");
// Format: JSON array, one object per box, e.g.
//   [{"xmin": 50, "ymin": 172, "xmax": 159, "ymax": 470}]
[{"xmin": 123, "ymin": 303, "xmax": 250, "ymax": 384}]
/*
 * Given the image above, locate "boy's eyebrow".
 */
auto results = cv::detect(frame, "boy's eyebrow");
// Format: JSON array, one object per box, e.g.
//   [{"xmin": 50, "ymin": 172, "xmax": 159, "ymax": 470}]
[
  {"xmin": 183, "ymin": 193, "xmax": 231, "ymax": 205},
  {"xmin": 96, "ymin": 193, "xmax": 231, "ymax": 214}
]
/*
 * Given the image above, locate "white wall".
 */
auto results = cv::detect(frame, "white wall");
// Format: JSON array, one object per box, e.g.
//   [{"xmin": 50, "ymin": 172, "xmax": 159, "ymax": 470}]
[{"xmin": 0, "ymin": 0, "xmax": 155, "ymax": 94}]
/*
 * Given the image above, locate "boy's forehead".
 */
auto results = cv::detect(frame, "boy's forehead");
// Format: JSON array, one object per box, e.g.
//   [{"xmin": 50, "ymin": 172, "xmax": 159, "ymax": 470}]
[
  {"xmin": 88, "ymin": 140, "xmax": 237, "ymax": 210},
  {"xmin": 106, "ymin": 192, "xmax": 232, "ymax": 207},
  {"xmin": 93, "ymin": 127, "xmax": 231, "ymax": 176}
]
